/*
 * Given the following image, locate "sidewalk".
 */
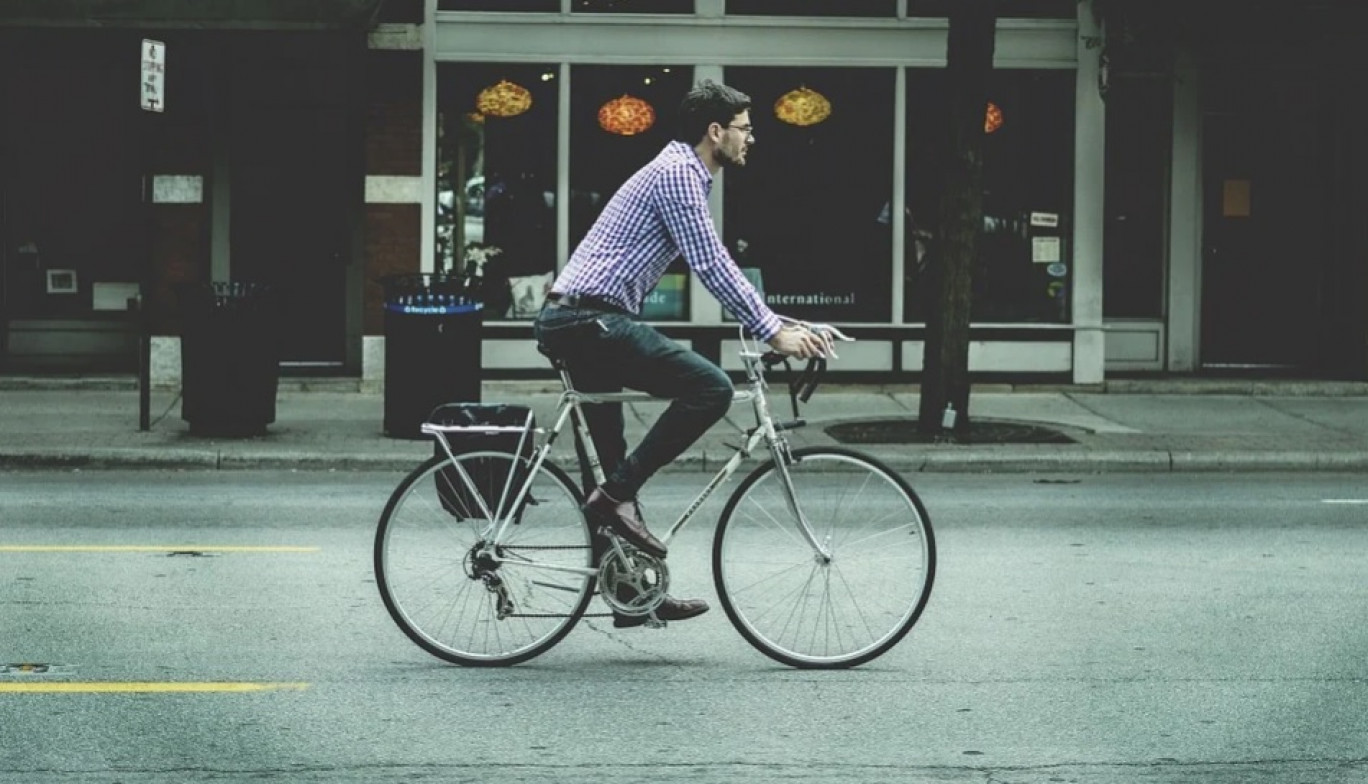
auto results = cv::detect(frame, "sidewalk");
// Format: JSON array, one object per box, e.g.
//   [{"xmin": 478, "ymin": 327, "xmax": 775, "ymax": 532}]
[{"xmin": 2, "ymin": 377, "xmax": 1368, "ymax": 473}]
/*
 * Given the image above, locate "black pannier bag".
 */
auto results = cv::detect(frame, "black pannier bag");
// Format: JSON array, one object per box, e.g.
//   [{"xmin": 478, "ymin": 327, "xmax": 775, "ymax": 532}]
[{"xmin": 429, "ymin": 403, "xmax": 536, "ymax": 521}]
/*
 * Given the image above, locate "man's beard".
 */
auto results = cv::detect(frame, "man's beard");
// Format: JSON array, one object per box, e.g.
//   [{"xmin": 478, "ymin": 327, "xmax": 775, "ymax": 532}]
[{"xmin": 718, "ymin": 145, "xmax": 748, "ymax": 170}]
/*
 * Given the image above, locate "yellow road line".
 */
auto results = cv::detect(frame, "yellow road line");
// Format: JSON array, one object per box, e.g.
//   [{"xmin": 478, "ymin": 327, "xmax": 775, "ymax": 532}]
[
  {"xmin": 0, "ymin": 545, "xmax": 319, "ymax": 553},
  {"xmin": 0, "ymin": 682, "xmax": 310, "ymax": 693}
]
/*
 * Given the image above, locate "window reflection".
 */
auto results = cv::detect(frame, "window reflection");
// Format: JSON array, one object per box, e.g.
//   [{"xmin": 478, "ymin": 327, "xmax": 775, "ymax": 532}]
[
  {"xmin": 570, "ymin": 64, "xmax": 693, "ymax": 320},
  {"xmin": 575, "ymin": 0, "xmax": 693, "ymax": 12},
  {"xmin": 723, "ymin": 67, "xmax": 894, "ymax": 323},
  {"xmin": 438, "ymin": 0, "xmax": 558, "ymax": 11},
  {"xmin": 439, "ymin": 0, "xmax": 693, "ymax": 9},
  {"xmin": 906, "ymin": 1, "xmax": 1075, "ymax": 18},
  {"xmin": 726, "ymin": 0, "xmax": 895, "ymax": 16},
  {"xmin": 437, "ymin": 63, "xmax": 558, "ymax": 320},
  {"xmin": 904, "ymin": 69, "xmax": 1074, "ymax": 323},
  {"xmin": 1103, "ymin": 77, "xmax": 1170, "ymax": 318}
]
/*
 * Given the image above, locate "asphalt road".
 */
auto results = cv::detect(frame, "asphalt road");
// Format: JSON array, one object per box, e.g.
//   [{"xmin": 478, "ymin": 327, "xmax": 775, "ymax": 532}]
[{"xmin": 2, "ymin": 470, "xmax": 1368, "ymax": 783}]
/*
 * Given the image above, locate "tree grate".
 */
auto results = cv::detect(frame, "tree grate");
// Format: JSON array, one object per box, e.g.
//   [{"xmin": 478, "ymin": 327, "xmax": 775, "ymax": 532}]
[{"xmin": 825, "ymin": 418, "xmax": 1076, "ymax": 445}]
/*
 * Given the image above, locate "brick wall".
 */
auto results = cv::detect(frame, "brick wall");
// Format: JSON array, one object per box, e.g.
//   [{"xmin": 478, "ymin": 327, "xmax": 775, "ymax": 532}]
[
  {"xmin": 364, "ymin": 205, "xmax": 421, "ymax": 334},
  {"xmin": 365, "ymin": 51, "xmax": 423, "ymax": 175},
  {"xmin": 147, "ymin": 205, "xmax": 209, "ymax": 334},
  {"xmin": 146, "ymin": 79, "xmax": 213, "ymax": 334},
  {"xmin": 363, "ymin": 48, "xmax": 424, "ymax": 335}
]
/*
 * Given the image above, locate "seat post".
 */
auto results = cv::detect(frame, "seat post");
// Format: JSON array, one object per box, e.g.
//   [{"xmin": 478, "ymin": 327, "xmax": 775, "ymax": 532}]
[{"xmin": 557, "ymin": 366, "xmax": 577, "ymax": 393}]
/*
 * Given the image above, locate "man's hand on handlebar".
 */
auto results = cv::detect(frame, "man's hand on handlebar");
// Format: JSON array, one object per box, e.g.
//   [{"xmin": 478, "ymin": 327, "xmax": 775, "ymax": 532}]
[{"xmin": 766, "ymin": 325, "xmax": 830, "ymax": 360}]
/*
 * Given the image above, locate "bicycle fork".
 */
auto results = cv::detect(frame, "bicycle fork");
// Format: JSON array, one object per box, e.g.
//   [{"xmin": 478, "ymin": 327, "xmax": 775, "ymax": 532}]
[{"xmin": 762, "ymin": 427, "xmax": 834, "ymax": 565}]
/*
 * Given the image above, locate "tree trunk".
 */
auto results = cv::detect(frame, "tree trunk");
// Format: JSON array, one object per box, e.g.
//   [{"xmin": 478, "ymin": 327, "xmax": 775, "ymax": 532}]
[{"xmin": 919, "ymin": 1, "xmax": 997, "ymax": 438}]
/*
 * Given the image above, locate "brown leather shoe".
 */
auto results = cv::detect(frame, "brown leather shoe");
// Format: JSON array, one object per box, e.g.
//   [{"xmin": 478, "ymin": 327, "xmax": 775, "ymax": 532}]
[
  {"xmin": 613, "ymin": 596, "xmax": 710, "ymax": 628},
  {"xmin": 584, "ymin": 487, "xmax": 667, "ymax": 558}
]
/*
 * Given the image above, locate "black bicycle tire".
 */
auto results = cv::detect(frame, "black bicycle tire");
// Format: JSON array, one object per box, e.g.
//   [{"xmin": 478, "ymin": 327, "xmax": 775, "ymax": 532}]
[
  {"xmin": 374, "ymin": 453, "xmax": 595, "ymax": 667},
  {"xmin": 712, "ymin": 446, "xmax": 936, "ymax": 669}
]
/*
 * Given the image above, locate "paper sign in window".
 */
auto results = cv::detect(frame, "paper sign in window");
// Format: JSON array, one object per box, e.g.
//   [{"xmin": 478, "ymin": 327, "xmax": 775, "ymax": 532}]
[
  {"xmin": 1223, "ymin": 179, "xmax": 1251, "ymax": 218},
  {"xmin": 152, "ymin": 175, "xmax": 203, "ymax": 204},
  {"xmin": 1032, "ymin": 236, "xmax": 1061, "ymax": 263}
]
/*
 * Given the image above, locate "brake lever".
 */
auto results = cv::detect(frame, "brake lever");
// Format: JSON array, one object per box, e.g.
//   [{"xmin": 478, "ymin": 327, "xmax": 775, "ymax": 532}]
[
  {"xmin": 760, "ymin": 351, "xmax": 790, "ymax": 369},
  {"xmin": 797, "ymin": 358, "xmax": 826, "ymax": 403}
]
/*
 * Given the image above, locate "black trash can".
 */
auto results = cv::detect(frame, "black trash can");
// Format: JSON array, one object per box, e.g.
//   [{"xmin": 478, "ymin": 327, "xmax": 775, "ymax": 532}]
[
  {"xmin": 178, "ymin": 282, "xmax": 280, "ymax": 437},
  {"xmin": 383, "ymin": 273, "xmax": 484, "ymax": 439}
]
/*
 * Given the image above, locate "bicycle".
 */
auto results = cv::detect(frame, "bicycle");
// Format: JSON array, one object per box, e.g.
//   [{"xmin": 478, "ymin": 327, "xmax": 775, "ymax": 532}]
[{"xmin": 374, "ymin": 317, "xmax": 935, "ymax": 669}]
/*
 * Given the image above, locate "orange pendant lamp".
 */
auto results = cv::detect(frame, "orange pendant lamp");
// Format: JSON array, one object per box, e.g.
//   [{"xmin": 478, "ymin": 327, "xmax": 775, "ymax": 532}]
[
  {"xmin": 985, "ymin": 102, "xmax": 1004, "ymax": 133},
  {"xmin": 475, "ymin": 80, "xmax": 533, "ymax": 118},
  {"xmin": 774, "ymin": 86, "xmax": 831, "ymax": 127},
  {"xmin": 598, "ymin": 94, "xmax": 656, "ymax": 136}
]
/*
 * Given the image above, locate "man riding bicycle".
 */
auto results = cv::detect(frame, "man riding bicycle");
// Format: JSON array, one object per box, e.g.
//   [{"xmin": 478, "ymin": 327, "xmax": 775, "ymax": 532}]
[{"xmin": 534, "ymin": 80, "xmax": 827, "ymax": 628}]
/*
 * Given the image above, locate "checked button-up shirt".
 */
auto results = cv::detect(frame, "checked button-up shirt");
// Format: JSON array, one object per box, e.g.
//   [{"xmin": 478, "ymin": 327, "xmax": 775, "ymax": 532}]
[{"xmin": 552, "ymin": 140, "xmax": 783, "ymax": 342}]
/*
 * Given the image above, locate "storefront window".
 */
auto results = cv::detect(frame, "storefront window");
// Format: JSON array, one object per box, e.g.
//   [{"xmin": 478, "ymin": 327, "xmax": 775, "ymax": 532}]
[
  {"xmin": 575, "ymin": 0, "xmax": 693, "ymax": 12},
  {"xmin": 907, "ymin": 1, "xmax": 1075, "ymax": 18},
  {"xmin": 1, "ymin": 31, "xmax": 148, "ymax": 323},
  {"xmin": 569, "ymin": 64, "xmax": 694, "ymax": 320},
  {"xmin": 722, "ymin": 67, "xmax": 895, "ymax": 323},
  {"xmin": 726, "ymin": 0, "xmax": 895, "ymax": 17},
  {"xmin": 904, "ymin": 69, "xmax": 1075, "ymax": 323},
  {"xmin": 439, "ymin": 0, "xmax": 693, "ymax": 10},
  {"xmin": 437, "ymin": 63, "xmax": 558, "ymax": 320},
  {"xmin": 1103, "ymin": 77, "xmax": 1170, "ymax": 318},
  {"xmin": 727, "ymin": 0, "xmax": 1074, "ymax": 18},
  {"xmin": 438, "ymin": 1, "xmax": 559, "ymax": 11}
]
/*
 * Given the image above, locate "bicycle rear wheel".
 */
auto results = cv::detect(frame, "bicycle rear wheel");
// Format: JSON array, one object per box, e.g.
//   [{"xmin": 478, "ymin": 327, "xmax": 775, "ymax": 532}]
[
  {"xmin": 713, "ymin": 447, "xmax": 935, "ymax": 669},
  {"xmin": 375, "ymin": 452, "xmax": 595, "ymax": 666}
]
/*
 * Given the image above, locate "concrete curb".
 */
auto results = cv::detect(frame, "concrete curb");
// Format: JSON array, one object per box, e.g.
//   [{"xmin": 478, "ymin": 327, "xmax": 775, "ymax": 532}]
[
  {"xmin": 5, "ymin": 447, "xmax": 1368, "ymax": 473},
  {"xmin": 0, "ymin": 448, "xmax": 221, "ymax": 470},
  {"xmin": 1167, "ymin": 450, "xmax": 1368, "ymax": 472}
]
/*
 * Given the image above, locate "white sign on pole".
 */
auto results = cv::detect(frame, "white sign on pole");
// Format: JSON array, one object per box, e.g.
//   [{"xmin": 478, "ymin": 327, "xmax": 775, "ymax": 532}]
[{"xmin": 141, "ymin": 39, "xmax": 165, "ymax": 112}]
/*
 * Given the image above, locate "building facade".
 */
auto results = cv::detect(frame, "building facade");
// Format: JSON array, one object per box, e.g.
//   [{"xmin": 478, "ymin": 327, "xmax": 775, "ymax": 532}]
[{"xmin": 1, "ymin": 0, "xmax": 1364, "ymax": 384}]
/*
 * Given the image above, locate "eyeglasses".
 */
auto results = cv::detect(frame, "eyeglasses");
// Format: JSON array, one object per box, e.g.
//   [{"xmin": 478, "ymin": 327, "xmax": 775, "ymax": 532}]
[{"xmin": 725, "ymin": 123, "xmax": 755, "ymax": 140}]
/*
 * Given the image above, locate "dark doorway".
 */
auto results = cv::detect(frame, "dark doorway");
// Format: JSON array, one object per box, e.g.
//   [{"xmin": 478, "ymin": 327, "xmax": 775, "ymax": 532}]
[
  {"xmin": 1200, "ymin": 72, "xmax": 1327, "ymax": 374},
  {"xmin": 228, "ymin": 34, "xmax": 357, "ymax": 369}
]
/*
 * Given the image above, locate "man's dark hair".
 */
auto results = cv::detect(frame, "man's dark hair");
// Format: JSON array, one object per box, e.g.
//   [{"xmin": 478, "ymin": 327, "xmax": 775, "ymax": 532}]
[{"xmin": 676, "ymin": 80, "xmax": 751, "ymax": 143}]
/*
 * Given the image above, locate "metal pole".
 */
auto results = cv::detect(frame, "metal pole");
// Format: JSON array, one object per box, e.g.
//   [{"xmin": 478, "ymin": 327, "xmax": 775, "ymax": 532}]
[
  {"xmin": 138, "ymin": 38, "xmax": 165, "ymax": 431},
  {"xmin": 137, "ymin": 294, "xmax": 150, "ymax": 431}
]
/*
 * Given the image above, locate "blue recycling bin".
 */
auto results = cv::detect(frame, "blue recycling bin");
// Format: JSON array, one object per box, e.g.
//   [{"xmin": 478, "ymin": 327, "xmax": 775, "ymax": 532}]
[{"xmin": 382, "ymin": 273, "xmax": 484, "ymax": 439}]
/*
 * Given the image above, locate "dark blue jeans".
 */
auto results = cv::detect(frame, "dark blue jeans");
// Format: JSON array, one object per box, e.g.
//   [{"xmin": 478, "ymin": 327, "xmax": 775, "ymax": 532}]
[{"xmin": 533, "ymin": 303, "xmax": 733, "ymax": 501}]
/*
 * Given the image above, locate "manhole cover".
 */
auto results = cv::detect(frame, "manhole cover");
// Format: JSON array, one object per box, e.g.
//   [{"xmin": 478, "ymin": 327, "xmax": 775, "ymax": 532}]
[
  {"xmin": 1, "ymin": 663, "xmax": 73, "ymax": 675},
  {"xmin": 825, "ymin": 419, "xmax": 1075, "ymax": 445}
]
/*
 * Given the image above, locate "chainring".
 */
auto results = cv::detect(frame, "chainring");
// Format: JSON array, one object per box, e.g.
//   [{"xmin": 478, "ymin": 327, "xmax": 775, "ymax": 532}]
[{"xmin": 598, "ymin": 547, "xmax": 670, "ymax": 617}]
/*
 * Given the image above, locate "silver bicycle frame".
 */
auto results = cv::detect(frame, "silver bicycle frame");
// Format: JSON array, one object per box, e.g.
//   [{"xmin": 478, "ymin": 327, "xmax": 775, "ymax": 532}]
[{"xmin": 419, "ymin": 321, "xmax": 847, "ymax": 576}]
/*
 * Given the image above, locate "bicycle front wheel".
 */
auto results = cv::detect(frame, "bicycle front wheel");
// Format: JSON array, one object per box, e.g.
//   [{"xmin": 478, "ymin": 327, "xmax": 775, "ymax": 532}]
[
  {"xmin": 375, "ymin": 452, "xmax": 595, "ymax": 666},
  {"xmin": 713, "ymin": 447, "xmax": 935, "ymax": 669}
]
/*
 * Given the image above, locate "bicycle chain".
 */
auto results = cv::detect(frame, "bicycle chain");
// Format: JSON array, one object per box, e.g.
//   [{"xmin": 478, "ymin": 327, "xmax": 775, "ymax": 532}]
[
  {"xmin": 492, "ymin": 542, "xmax": 611, "ymax": 619},
  {"xmin": 506, "ymin": 612, "xmax": 613, "ymax": 618}
]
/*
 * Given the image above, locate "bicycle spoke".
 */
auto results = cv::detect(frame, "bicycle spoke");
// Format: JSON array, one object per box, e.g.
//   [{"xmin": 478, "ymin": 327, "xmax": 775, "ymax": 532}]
[
  {"xmin": 376, "ymin": 453, "xmax": 595, "ymax": 666},
  {"xmin": 739, "ymin": 491, "xmax": 809, "ymax": 550},
  {"xmin": 840, "ymin": 522, "xmax": 920, "ymax": 551},
  {"xmin": 832, "ymin": 561, "xmax": 879, "ymax": 647},
  {"xmin": 715, "ymin": 449, "xmax": 935, "ymax": 669},
  {"xmin": 722, "ymin": 558, "xmax": 811, "ymax": 600}
]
